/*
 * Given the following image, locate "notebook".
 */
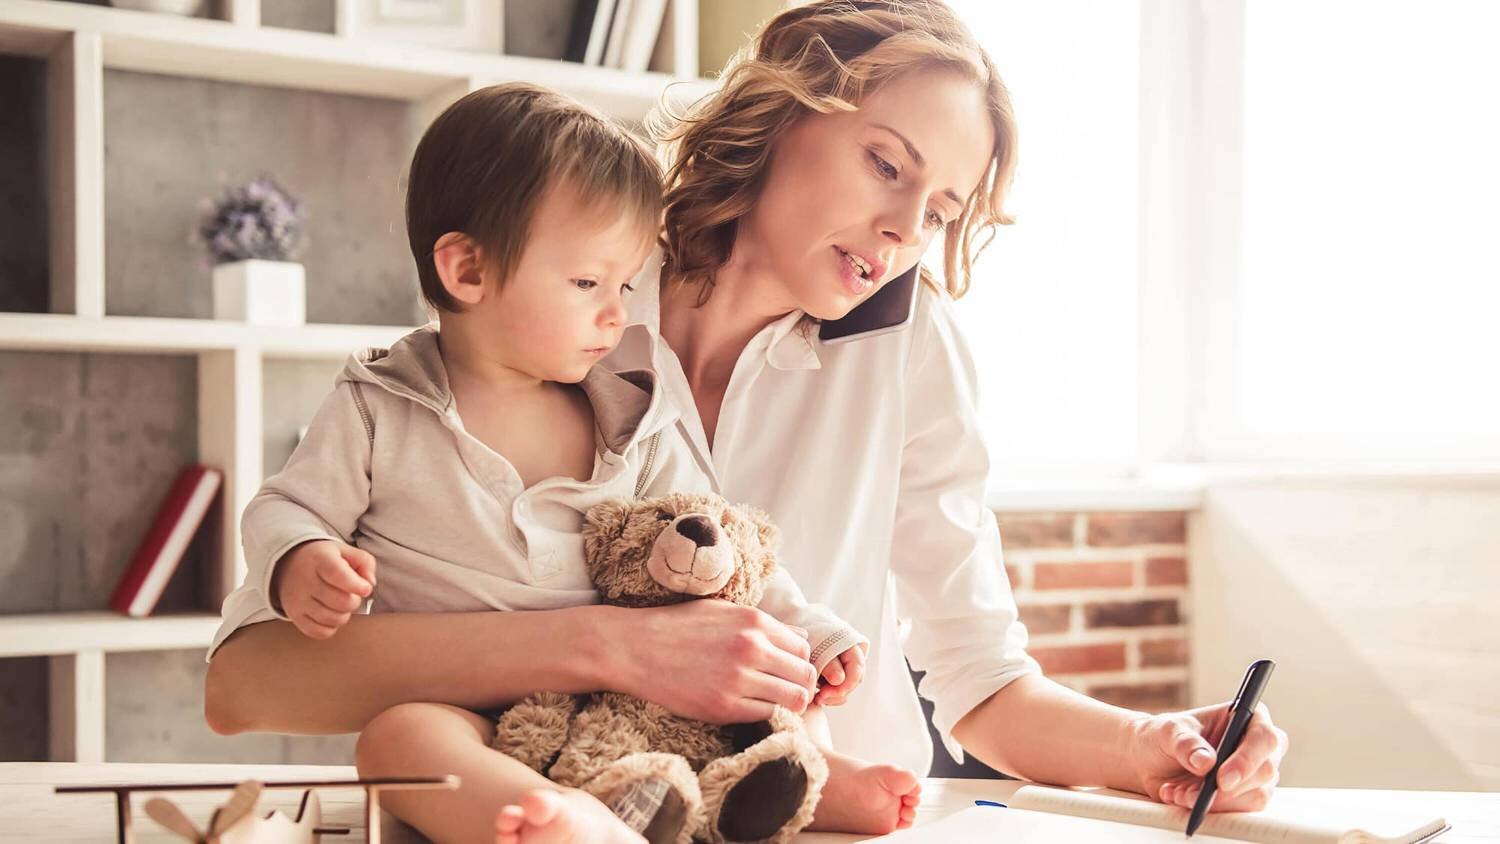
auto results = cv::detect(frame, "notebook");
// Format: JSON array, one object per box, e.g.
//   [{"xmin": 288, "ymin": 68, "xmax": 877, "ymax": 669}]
[{"xmin": 876, "ymin": 786, "xmax": 1451, "ymax": 844}]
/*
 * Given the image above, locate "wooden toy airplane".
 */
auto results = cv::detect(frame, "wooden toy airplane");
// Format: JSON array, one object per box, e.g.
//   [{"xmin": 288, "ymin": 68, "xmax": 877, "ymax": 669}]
[
  {"xmin": 56, "ymin": 775, "xmax": 459, "ymax": 843},
  {"xmin": 145, "ymin": 780, "xmax": 315, "ymax": 843}
]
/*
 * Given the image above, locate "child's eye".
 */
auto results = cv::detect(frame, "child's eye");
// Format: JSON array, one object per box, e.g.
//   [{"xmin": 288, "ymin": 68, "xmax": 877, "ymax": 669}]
[
  {"xmin": 867, "ymin": 150, "xmax": 898, "ymax": 180},
  {"xmin": 622, "ymin": 283, "xmax": 635, "ymax": 294},
  {"xmin": 573, "ymin": 279, "xmax": 598, "ymax": 291}
]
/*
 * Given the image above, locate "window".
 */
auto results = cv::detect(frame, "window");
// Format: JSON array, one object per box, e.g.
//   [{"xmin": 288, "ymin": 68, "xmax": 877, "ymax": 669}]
[{"xmin": 1208, "ymin": 0, "xmax": 1500, "ymax": 461}]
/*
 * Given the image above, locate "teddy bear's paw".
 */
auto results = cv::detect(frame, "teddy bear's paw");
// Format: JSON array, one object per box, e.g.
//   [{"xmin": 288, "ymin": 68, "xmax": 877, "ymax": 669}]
[
  {"xmin": 698, "ymin": 731, "xmax": 829, "ymax": 844},
  {"xmin": 583, "ymin": 752, "xmax": 703, "ymax": 844}
]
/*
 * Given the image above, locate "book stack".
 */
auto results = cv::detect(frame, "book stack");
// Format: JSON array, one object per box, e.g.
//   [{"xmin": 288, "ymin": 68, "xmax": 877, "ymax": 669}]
[
  {"xmin": 108, "ymin": 465, "xmax": 223, "ymax": 618},
  {"xmin": 565, "ymin": 0, "xmax": 671, "ymax": 72}
]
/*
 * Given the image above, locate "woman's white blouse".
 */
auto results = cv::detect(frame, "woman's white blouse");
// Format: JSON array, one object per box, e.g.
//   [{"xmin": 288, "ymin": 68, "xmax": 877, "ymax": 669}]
[{"xmin": 608, "ymin": 263, "xmax": 1040, "ymax": 774}]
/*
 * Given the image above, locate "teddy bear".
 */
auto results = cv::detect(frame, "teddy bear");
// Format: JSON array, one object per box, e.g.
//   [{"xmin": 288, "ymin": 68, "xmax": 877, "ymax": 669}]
[{"xmin": 491, "ymin": 491, "xmax": 829, "ymax": 844}]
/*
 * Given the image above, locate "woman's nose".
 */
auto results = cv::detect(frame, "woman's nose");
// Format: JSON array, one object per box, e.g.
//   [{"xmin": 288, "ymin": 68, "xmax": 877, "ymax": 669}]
[{"xmin": 880, "ymin": 201, "xmax": 924, "ymax": 245}]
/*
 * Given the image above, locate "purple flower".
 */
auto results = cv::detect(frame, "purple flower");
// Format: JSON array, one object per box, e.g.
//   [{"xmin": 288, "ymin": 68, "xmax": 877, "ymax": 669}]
[{"xmin": 195, "ymin": 175, "xmax": 308, "ymax": 266}]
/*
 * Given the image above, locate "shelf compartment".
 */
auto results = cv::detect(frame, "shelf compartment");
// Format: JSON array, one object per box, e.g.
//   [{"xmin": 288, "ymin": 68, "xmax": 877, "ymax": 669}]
[
  {"xmin": 0, "ymin": 612, "xmax": 220, "ymax": 658},
  {"xmin": 0, "ymin": 0, "xmax": 715, "ymax": 120},
  {"xmin": 0, "ymin": 313, "xmax": 412, "ymax": 357}
]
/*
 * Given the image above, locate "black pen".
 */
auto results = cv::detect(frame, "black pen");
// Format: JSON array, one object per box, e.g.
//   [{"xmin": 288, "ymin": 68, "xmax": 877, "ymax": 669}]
[{"xmin": 1186, "ymin": 659, "xmax": 1275, "ymax": 837}]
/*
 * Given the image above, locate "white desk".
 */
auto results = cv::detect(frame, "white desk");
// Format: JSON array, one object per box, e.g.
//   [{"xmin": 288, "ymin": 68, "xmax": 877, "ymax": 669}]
[{"xmin": 3, "ymin": 763, "xmax": 1496, "ymax": 842}]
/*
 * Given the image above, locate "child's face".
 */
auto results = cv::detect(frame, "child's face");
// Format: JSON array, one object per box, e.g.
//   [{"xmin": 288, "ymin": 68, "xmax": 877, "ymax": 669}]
[{"xmin": 483, "ymin": 185, "xmax": 654, "ymax": 383}]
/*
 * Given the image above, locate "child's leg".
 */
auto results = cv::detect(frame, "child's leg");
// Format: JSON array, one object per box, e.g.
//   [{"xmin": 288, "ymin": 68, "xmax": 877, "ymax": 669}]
[
  {"xmin": 800, "ymin": 704, "xmax": 922, "ymax": 835},
  {"xmin": 354, "ymin": 701, "xmax": 642, "ymax": 844}
]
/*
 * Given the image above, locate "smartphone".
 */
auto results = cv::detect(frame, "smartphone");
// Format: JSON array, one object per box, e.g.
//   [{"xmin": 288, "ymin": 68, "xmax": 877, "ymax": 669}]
[{"xmin": 818, "ymin": 264, "xmax": 920, "ymax": 344}]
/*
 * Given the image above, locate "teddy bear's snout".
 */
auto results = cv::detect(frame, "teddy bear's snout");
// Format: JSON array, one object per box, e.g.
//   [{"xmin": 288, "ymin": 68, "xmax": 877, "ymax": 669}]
[
  {"xmin": 647, "ymin": 514, "xmax": 734, "ymax": 595},
  {"xmin": 673, "ymin": 515, "xmax": 717, "ymax": 547}
]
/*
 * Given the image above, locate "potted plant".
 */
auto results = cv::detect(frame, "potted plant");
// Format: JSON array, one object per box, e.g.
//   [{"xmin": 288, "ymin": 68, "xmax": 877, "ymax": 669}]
[
  {"xmin": 109, "ymin": 0, "xmax": 205, "ymax": 16},
  {"xmin": 196, "ymin": 176, "xmax": 308, "ymax": 326}
]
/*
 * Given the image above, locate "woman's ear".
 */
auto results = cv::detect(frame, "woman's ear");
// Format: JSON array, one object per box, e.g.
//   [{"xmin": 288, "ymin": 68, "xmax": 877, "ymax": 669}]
[{"xmin": 432, "ymin": 231, "xmax": 488, "ymax": 307}]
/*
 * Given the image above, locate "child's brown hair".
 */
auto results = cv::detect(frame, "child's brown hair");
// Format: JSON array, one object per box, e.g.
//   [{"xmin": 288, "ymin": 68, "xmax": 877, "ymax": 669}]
[{"xmin": 407, "ymin": 82, "xmax": 663, "ymax": 312}]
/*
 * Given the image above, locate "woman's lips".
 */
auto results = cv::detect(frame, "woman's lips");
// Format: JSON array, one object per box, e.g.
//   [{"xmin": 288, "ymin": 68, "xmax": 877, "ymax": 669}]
[{"xmin": 834, "ymin": 246, "xmax": 874, "ymax": 296}]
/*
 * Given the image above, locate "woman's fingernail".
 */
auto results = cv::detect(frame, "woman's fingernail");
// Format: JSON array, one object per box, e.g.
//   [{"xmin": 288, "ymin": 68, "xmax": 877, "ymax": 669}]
[
  {"xmin": 1191, "ymin": 749, "xmax": 1214, "ymax": 769},
  {"xmin": 1219, "ymin": 769, "xmax": 1241, "ymax": 790}
]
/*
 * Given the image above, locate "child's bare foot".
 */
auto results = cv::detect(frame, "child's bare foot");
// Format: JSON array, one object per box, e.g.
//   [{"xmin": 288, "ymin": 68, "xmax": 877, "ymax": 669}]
[
  {"xmin": 806, "ymin": 749, "xmax": 921, "ymax": 834},
  {"xmin": 494, "ymin": 788, "xmax": 645, "ymax": 844}
]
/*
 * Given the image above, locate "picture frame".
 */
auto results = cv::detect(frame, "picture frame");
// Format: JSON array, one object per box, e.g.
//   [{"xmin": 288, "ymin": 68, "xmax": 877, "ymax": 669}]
[{"xmin": 334, "ymin": 0, "xmax": 503, "ymax": 53}]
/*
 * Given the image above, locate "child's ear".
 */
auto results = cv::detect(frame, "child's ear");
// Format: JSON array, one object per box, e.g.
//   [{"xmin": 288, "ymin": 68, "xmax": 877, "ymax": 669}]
[{"xmin": 432, "ymin": 231, "xmax": 489, "ymax": 306}]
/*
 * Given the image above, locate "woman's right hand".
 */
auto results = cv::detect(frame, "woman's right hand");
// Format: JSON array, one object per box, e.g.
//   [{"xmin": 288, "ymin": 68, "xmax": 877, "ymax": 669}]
[{"xmin": 603, "ymin": 600, "xmax": 820, "ymax": 724}]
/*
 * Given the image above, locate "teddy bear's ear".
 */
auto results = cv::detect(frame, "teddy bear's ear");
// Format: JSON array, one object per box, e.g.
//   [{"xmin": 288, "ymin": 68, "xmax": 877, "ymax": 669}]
[
  {"xmin": 582, "ymin": 499, "xmax": 633, "ymax": 558},
  {"xmin": 740, "ymin": 504, "xmax": 781, "ymax": 553},
  {"xmin": 735, "ymin": 504, "xmax": 781, "ymax": 580}
]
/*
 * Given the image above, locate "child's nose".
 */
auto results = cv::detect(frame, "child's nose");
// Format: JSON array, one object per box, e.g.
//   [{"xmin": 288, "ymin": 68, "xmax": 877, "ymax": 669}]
[{"xmin": 601, "ymin": 299, "xmax": 627, "ymax": 326}]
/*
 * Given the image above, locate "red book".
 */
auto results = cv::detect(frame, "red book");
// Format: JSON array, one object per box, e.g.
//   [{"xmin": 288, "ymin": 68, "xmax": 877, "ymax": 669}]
[{"xmin": 109, "ymin": 465, "xmax": 223, "ymax": 617}]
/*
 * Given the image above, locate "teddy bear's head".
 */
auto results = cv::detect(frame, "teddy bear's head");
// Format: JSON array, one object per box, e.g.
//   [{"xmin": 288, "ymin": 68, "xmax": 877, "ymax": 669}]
[{"xmin": 581, "ymin": 492, "xmax": 781, "ymax": 609}]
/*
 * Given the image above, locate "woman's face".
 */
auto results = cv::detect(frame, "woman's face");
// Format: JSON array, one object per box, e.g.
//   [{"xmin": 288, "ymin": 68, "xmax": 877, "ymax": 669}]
[{"xmin": 737, "ymin": 68, "xmax": 995, "ymax": 320}]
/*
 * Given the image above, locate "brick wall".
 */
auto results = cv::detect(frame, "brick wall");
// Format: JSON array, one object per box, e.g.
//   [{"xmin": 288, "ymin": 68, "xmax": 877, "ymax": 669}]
[{"xmin": 999, "ymin": 510, "xmax": 1191, "ymax": 712}]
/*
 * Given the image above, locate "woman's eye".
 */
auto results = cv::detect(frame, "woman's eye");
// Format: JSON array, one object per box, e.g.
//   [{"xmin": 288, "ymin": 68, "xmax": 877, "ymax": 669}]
[
  {"xmin": 622, "ymin": 283, "xmax": 636, "ymax": 294},
  {"xmin": 573, "ymin": 279, "xmax": 598, "ymax": 291},
  {"xmin": 924, "ymin": 209, "xmax": 946, "ymax": 230},
  {"xmin": 868, "ymin": 150, "xmax": 898, "ymax": 180}
]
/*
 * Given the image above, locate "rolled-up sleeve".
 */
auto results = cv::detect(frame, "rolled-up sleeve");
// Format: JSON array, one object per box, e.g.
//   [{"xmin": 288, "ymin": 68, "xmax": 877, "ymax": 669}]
[
  {"xmin": 890, "ymin": 292, "xmax": 1040, "ymax": 763},
  {"xmin": 206, "ymin": 379, "xmax": 372, "ymax": 661},
  {"xmin": 757, "ymin": 564, "xmax": 869, "ymax": 675}
]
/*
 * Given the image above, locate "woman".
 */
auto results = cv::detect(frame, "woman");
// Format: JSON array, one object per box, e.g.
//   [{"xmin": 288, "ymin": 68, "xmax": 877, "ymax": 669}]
[{"xmin": 206, "ymin": 0, "xmax": 1286, "ymax": 838}]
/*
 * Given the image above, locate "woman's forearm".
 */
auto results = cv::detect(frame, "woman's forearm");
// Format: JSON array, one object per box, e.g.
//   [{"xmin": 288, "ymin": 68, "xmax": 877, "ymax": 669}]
[
  {"xmin": 952, "ymin": 673, "xmax": 1147, "ymax": 793},
  {"xmin": 204, "ymin": 607, "xmax": 612, "ymax": 735}
]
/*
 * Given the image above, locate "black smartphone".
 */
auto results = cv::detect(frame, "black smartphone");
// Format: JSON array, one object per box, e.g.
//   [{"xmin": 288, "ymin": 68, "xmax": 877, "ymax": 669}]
[{"xmin": 817, "ymin": 263, "xmax": 920, "ymax": 344}]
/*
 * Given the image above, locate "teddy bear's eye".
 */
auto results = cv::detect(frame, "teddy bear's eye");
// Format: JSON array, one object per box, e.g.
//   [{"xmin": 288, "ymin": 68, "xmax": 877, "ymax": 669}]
[{"xmin": 656, "ymin": 512, "xmax": 674, "ymax": 522}]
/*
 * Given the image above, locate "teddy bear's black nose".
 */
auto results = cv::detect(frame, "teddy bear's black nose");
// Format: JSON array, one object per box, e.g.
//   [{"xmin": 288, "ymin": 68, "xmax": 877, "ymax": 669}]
[{"xmin": 674, "ymin": 515, "xmax": 717, "ymax": 548}]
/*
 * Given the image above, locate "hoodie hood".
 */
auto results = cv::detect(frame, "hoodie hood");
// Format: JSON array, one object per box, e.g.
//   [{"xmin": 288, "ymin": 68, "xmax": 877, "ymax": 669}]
[{"xmin": 338, "ymin": 324, "xmax": 674, "ymax": 456}]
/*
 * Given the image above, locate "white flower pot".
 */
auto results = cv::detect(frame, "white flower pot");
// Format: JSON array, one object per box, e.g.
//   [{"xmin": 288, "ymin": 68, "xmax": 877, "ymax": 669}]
[
  {"xmin": 212, "ymin": 259, "xmax": 306, "ymax": 326},
  {"xmin": 109, "ymin": 0, "xmax": 205, "ymax": 16}
]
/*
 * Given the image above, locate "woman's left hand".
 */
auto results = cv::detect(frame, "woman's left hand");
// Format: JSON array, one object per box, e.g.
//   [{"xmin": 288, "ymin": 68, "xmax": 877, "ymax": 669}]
[{"xmin": 1126, "ymin": 702, "xmax": 1288, "ymax": 812}]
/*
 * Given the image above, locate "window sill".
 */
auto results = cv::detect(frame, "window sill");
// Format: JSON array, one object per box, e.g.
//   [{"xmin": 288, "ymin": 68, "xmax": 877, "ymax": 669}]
[{"xmin": 984, "ymin": 462, "xmax": 1500, "ymax": 513}]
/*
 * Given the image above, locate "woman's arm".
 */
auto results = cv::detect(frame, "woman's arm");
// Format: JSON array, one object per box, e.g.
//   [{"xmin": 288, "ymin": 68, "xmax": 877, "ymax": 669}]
[
  {"xmin": 204, "ymin": 607, "xmax": 607, "ymax": 735},
  {"xmin": 891, "ymin": 294, "xmax": 1286, "ymax": 809},
  {"xmin": 955, "ymin": 674, "xmax": 1289, "ymax": 812},
  {"xmin": 205, "ymin": 599, "xmax": 817, "ymax": 735},
  {"xmin": 952, "ymin": 675, "xmax": 1141, "ymax": 789}
]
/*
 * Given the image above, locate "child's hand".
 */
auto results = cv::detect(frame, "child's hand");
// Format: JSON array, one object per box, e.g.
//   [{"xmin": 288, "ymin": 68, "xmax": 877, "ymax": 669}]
[
  {"xmin": 813, "ymin": 643, "xmax": 867, "ymax": 706},
  {"xmin": 270, "ymin": 539, "xmax": 376, "ymax": 640}
]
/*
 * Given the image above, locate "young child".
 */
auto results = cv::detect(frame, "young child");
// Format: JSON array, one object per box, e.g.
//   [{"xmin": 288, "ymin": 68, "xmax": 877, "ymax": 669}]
[{"xmin": 207, "ymin": 83, "xmax": 916, "ymax": 843}]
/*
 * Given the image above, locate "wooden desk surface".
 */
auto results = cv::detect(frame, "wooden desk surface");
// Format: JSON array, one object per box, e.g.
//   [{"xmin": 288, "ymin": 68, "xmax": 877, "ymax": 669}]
[{"xmin": 3, "ymin": 763, "xmax": 1497, "ymax": 842}]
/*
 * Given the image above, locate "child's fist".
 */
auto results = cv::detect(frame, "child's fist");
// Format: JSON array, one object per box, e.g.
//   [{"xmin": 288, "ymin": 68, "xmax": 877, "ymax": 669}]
[
  {"xmin": 270, "ymin": 539, "xmax": 375, "ymax": 640},
  {"xmin": 813, "ymin": 643, "xmax": 867, "ymax": 706}
]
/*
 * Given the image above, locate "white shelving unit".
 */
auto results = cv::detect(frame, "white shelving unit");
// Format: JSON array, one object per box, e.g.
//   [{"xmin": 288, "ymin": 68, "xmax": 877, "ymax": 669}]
[{"xmin": 0, "ymin": 0, "xmax": 707, "ymax": 762}]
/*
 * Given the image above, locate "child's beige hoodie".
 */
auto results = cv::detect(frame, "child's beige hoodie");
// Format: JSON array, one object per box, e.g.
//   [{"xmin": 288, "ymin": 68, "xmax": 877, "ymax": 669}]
[{"xmin": 207, "ymin": 324, "xmax": 863, "ymax": 671}]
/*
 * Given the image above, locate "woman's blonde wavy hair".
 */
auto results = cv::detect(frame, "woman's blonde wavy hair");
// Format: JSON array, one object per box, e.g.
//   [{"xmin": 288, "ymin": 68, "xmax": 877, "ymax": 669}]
[{"xmin": 650, "ymin": 0, "xmax": 1016, "ymax": 301}]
